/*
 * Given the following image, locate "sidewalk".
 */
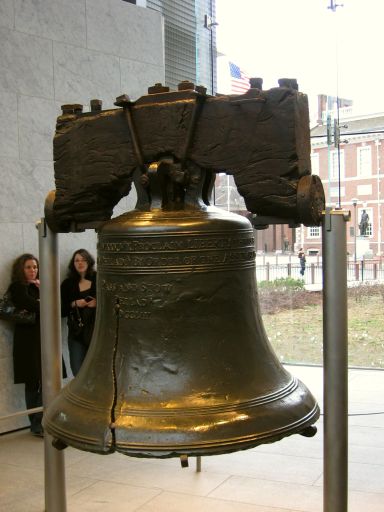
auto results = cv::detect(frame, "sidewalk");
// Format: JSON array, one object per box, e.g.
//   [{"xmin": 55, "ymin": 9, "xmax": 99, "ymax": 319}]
[
  {"xmin": 1, "ymin": 365, "xmax": 383, "ymax": 512},
  {"xmin": 304, "ymin": 283, "xmax": 323, "ymax": 292}
]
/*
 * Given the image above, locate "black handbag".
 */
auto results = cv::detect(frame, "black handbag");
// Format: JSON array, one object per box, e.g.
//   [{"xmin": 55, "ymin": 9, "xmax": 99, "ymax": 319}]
[
  {"xmin": 68, "ymin": 306, "xmax": 84, "ymax": 338},
  {"xmin": 0, "ymin": 291, "xmax": 36, "ymax": 325}
]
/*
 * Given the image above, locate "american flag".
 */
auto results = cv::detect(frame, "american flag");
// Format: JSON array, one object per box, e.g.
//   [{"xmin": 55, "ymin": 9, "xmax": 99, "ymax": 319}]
[{"xmin": 229, "ymin": 62, "xmax": 250, "ymax": 94}]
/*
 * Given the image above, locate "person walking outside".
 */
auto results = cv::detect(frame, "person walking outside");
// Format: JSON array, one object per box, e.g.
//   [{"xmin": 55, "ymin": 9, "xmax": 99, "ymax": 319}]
[{"xmin": 298, "ymin": 248, "xmax": 306, "ymax": 276}]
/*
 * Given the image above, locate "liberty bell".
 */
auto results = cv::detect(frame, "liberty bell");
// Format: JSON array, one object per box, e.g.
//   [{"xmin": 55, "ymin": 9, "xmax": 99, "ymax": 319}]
[{"xmin": 44, "ymin": 79, "xmax": 324, "ymax": 459}]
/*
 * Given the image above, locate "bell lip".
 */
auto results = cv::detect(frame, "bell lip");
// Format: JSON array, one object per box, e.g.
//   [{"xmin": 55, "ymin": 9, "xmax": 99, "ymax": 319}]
[
  {"xmin": 44, "ymin": 374, "xmax": 320, "ymax": 458},
  {"xmin": 111, "ymin": 403, "xmax": 320, "ymax": 457},
  {"xmin": 43, "ymin": 416, "xmax": 114, "ymax": 454},
  {"xmin": 44, "ymin": 403, "xmax": 320, "ymax": 458}
]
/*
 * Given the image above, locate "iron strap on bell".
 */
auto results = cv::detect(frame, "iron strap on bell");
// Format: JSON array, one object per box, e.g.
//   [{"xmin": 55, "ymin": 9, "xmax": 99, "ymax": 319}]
[{"xmin": 44, "ymin": 78, "xmax": 323, "ymax": 458}]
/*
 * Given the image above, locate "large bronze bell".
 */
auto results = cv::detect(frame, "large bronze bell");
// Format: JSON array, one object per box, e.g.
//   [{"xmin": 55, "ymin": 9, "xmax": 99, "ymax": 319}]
[
  {"xmin": 44, "ymin": 174, "xmax": 319, "ymax": 458},
  {"xmin": 44, "ymin": 81, "xmax": 323, "ymax": 459}
]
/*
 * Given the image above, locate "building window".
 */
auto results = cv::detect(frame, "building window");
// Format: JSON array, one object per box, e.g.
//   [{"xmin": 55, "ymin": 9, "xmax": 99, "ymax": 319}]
[
  {"xmin": 311, "ymin": 153, "xmax": 320, "ymax": 176},
  {"xmin": 330, "ymin": 186, "xmax": 345, "ymax": 197},
  {"xmin": 307, "ymin": 226, "xmax": 321, "ymax": 238},
  {"xmin": 357, "ymin": 146, "xmax": 372, "ymax": 176},
  {"xmin": 329, "ymin": 149, "xmax": 345, "ymax": 180},
  {"xmin": 357, "ymin": 184, "xmax": 372, "ymax": 196}
]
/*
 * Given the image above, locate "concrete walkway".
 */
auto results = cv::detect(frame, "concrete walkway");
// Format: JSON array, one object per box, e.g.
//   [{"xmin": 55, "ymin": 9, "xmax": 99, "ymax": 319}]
[{"xmin": 1, "ymin": 365, "xmax": 383, "ymax": 511}]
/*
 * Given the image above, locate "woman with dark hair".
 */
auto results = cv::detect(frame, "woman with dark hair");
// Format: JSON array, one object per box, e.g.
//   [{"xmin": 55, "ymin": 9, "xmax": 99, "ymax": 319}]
[
  {"xmin": 9, "ymin": 253, "xmax": 43, "ymax": 436},
  {"xmin": 61, "ymin": 249, "xmax": 97, "ymax": 376}
]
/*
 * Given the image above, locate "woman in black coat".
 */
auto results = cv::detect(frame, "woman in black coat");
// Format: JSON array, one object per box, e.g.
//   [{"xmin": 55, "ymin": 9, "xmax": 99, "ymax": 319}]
[
  {"xmin": 61, "ymin": 249, "xmax": 97, "ymax": 376},
  {"xmin": 9, "ymin": 253, "xmax": 43, "ymax": 436}
]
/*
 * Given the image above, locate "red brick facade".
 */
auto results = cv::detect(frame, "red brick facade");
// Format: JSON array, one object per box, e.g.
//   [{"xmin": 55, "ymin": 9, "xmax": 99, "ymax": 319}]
[
  {"xmin": 308, "ymin": 112, "xmax": 384, "ymax": 257},
  {"xmin": 214, "ymin": 111, "xmax": 384, "ymax": 257}
]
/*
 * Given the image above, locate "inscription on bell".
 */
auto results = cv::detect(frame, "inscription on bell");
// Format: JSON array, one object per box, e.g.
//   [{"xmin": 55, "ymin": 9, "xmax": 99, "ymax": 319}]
[
  {"xmin": 120, "ymin": 309, "xmax": 152, "ymax": 320},
  {"xmin": 99, "ymin": 250, "xmax": 255, "ymax": 268},
  {"xmin": 99, "ymin": 236, "xmax": 254, "ymax": 253},
  {"xmin": 101, "ymin": 280, "xmax": 173, "ymax": 294},
  {"xmin": 101, "ymin": 280, "xmax": 175, "ymax": 321}
]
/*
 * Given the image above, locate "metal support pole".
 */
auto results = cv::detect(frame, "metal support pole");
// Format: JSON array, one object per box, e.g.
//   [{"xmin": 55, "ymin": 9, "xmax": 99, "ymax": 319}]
[
  {"xmin": 38, "ymin": 219, "xmax": 67, "ymax": 512},
  {"xmin": 322, "ymin": 208, "xmax": 349, "ymax": 512},
  {"xmin": 352, "ymin": 199, "xmax": 357, "ymax": 264}
]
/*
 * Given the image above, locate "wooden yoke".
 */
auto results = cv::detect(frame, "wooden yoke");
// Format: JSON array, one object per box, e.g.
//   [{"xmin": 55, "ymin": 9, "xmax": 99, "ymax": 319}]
[{"xmin": 45, "ymin": 78, "xmax": 324, "ymax": 232}]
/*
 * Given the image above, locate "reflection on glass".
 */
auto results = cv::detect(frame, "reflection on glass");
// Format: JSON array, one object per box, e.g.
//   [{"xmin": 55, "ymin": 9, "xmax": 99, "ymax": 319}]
[{"xmin": 214, "ymin": 0, "xmax": 384, "ymax": 369}]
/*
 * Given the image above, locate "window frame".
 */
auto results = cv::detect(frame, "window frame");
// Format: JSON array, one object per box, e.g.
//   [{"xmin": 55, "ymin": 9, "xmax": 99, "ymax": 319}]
[
  {"xmin": 307, "ymin": 226, "xmax": 321, "ymax": 238},
  {"xmin": 357, "ymin": 145, "xmax": 372, "ymax": 177},
  {"xmin": 329, "ymin": 149, "xmax": 345, "ymax": 180}
]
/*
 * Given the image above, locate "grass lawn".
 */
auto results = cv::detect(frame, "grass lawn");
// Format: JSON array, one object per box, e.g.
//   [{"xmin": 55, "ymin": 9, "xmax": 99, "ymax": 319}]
[{"xmin": 259, "ymin": 282, "xmax": 384, "ymax": 368}]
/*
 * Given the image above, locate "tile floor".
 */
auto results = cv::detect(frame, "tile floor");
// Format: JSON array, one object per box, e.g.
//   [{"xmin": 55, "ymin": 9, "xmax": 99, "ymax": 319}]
[{"xmin": 1, "ymin": 365, "xmax": 383, "ymax": 512}]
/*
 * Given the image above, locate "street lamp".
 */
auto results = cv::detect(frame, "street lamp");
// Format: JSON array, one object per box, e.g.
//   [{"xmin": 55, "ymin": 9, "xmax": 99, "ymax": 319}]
[{"xmin": 352, "ymin": 197, "xmax": 358, "ymax": 263}]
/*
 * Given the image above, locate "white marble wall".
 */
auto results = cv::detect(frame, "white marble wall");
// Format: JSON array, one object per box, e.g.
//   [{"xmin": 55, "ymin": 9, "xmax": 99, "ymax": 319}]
[{"xmin": 0, "ymin": 0, "xmax": 165, "ymax": 433}]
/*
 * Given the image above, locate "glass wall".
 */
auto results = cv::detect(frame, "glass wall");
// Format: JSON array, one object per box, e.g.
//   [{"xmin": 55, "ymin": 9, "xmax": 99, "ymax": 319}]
[{"xmin": 214, "ymin": 0, "xmax": 384, "ymax": 368}]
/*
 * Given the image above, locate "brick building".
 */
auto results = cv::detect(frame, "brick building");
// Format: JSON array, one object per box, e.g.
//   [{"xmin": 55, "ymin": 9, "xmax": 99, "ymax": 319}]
[
  {"xmin": 308, "ymin": 110, "xmax": 384, "ymax": 258},
  {"xmin": 214, "ymin": 103, "xmax": 384, "ymax": 257}
]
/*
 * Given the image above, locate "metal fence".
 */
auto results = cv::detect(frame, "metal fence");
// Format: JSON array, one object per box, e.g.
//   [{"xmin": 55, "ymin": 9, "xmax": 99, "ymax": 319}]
[{"xmin": 255, "ymin": 259, "xmax": 384, "ymax": 285}]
